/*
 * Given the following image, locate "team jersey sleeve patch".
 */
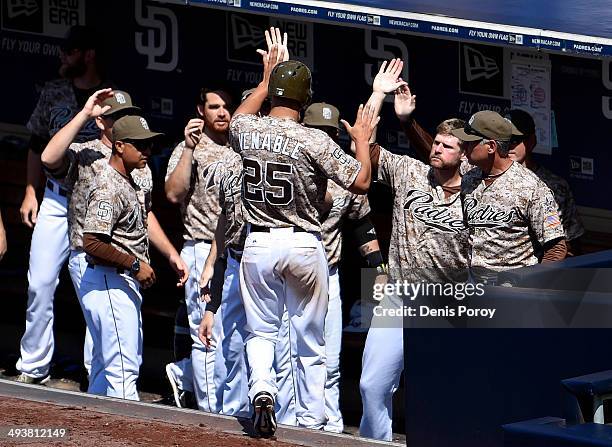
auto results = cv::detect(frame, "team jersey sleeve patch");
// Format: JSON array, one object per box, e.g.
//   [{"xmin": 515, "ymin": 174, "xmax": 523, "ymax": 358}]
[{"xmin": 83, "ymin": 186, "xmax": 120, "ymax": 237}]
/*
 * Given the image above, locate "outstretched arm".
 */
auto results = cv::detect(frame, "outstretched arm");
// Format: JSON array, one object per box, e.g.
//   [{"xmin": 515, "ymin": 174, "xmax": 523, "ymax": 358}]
[
  {"xmin": 342, "ymin": 104, "xmax": 380, "ymax": 194},
  {"xmin": 394, "ymin": 84, "xmax": 432, "ymax": 163},
  {"xmin": 234, "ymin": 27, "xmax": 288, "ymax": 116}
]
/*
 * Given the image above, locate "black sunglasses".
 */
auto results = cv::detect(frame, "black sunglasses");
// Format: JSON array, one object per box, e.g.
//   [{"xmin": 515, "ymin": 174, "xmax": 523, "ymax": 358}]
[{"xmin": 124, "ymin": 139, "xmax": 154, "ymax": 151}]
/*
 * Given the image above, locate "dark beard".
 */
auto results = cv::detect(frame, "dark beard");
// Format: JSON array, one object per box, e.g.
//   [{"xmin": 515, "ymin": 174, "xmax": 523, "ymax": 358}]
[{"xmin": 59, "ymin": 59, "xmax": 86, "ymax": 79}]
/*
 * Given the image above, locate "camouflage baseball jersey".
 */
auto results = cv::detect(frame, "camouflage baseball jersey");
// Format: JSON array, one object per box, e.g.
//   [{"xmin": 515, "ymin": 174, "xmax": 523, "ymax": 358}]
[
  {"xmin": 217, "ymin": 152, "xmax": 247, "ymax": 251},
  {"xmin": 53, "ymin": 139, "xmax": 152, "ymax": 250},
  {"xmin": 165, "ymin": 133, "xmax": 234, "ymax": 241},
  {"xmin": 230, "ymin": 113, "xmax": 361, "ymax": 232},
  {"xmin": 533, "ymin": 165, "xmax": 585, "ymax": 242},
  {"xmin": 378, "ymin": 147, "xmax": 469, "ymax": 283},
  {"xmin": 321, "ymin": 179, "xmax": 371, "ymax": 266},
  {"xmin": 462, "ymin": 161, "xmax": 565, "ymax": 274},
  {"xmin": 27, "ymin": 79, "xmax": 109, "ymax": 146},
  {"xmin": 83, "ymin": 163, "xmax": 151, "ymax": 263}
]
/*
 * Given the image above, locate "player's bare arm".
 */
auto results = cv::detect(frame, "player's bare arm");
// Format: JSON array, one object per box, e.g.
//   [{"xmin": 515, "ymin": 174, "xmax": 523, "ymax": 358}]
[
  {"xmin": 393, "ymin": 84, "xmax": 432, "ymax": 163},
  {"xmin": 350, "ymin": 59, "xmax": 407, "ymax": 153},
  {"xmin": 199, "ymin": 213, "xmax": 226, "ymax": 303},
  {"xmin": 41, "ymin": 88, "xmax": 114, "ymax": 171},
  {"xmin": 165, "ymin": 118, "xmax": 203, "ymax": 204},
  {"xmin": 342, "ymin": 103, "xmax": 380, "ymax": 194},
  {"xmin": 234, "ymin": 28, "xmax": 287, "ymax": 116},
  {"xmin": 147, "ymin": 211, "xmax": 188, "ymax": 287},
  {"xmin": 19, "ymin": 150, "xmax": 43, "ymax": 228}
]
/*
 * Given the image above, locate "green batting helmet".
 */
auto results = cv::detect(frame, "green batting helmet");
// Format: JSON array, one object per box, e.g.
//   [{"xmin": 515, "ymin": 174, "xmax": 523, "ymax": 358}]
[{"xmin": 268, "ymin": 61, "xmax": 312, "ymax": 107}]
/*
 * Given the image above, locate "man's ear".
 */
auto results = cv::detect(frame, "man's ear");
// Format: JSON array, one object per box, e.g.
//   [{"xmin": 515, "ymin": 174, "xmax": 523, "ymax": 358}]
[
  {"xmin": 115, "ymin": 141, "xmax": 125, "ymax": 155},
  {"xmin": 95, "ymin": 116, "xmax": 105, "ymax": 131},
  {"xmin": 487, "ymin": 141, "xmax": 496, "ymax": 154},
  {"xmin": 196, "ymin": 104, "xmax": 204, "ymax": 118}
]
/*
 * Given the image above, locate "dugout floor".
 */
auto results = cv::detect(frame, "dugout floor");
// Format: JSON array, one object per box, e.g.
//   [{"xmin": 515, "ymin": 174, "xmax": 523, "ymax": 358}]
[{"xmin": 0, "ymin": 379, "xmax": 403, "ymax": 446}]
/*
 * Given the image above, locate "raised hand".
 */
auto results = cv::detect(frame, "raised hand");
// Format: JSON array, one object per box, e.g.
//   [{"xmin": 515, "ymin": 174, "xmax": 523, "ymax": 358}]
[
  {"xmin": 341, "ymin": 103, "xmax": 380, "ymax": 144},
  {"xmin": 394, "ymin": 83, "xmax": 417, "ymax": 122},
  {"xmin": 184, "ymin": 118, "xmax": 204, "ymax": 150},
  {"xmin": 82, "ymin": 88, "xmax": 114, "ymax": 118},
  {"xmin": 372, "ymin": 59, "xmax": 407, "ymax": 94},
  {"xmin": 265, "ymin": 26, "xmax": 289, "ymax": 62}
]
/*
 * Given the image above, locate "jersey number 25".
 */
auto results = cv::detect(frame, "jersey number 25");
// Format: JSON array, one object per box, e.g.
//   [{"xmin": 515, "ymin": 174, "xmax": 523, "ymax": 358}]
[{"xmin": 243, "ymin": 158, "xmax": 294, "ymax": 206}]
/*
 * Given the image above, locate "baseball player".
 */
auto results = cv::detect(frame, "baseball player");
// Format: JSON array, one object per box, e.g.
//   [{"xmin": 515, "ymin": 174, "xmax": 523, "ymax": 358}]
[
  {"xmin": 17, "ymin": 26, "xmax": 112, "ymax": 384},
  {"xmin": 197, "ymin": 149, "xmax": 250, "ymax": 418},
  {"xmin": 39, "ymin": 88, "xmax": 154, "ymax": 387},
  {"xmin": 274, "ymin": 102, "xmax": 386, "ymax": 433},
  {"xmin": 229, "ymin": 40, "xmax": 379, "ymax": 436},
  {"xmin": 506, "ymin": 109, "xmax": 585, "ymax": 255},
  {"xmin": 393, "ymin": 101, "xmax": 584, "ymax": 258},
  {"xmin": 79, "ymin": 115, "xmax": 187, "ymax": 400},
  {"xmin": 355, "ymin": 81, "xmax": 472, "ymax": 440},
  {"xmin": 164, "ymin": 89, "xmax": 234, "ymax": 411},
  {"xmin": 452, "ymin": 110, "xmax": 567, "ymax": 281}
]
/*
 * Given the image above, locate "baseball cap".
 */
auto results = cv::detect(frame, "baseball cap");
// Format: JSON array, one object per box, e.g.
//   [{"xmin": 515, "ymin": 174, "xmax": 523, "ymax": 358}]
[
  {"xmin": 112, "ymin": 115, "xmax": 163, "ymax": 142},
  {"xmin": 61, "ymin": 25, "xmax": 99, "ymax": 52},
  {"xmin": 451, "ymin": 110, "xmax": 523, "ymax": 142},
  {"xmin": 506, "ymin": 109, "xmax": 536, "ymax": 136},
  {"xmin": 102, "ymin": 91, "xmax": 140, "ymax": 117},
  {"xmin": 303, "ymin": 103, "xmax": 340, "ymax": 130}
]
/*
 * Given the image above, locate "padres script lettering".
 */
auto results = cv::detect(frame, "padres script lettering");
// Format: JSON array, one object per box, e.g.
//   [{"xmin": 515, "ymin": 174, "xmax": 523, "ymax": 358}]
[
  {"xmin": 238, "ymin": 132, "xmax": 304, "ymax": 160},
  {"xmin": 403, "ymin": 190, "xmax": 464, "ymax": 233},
  {"xmin": 463, "ymin": 197, "xmax": 516, "ymax": 228}
]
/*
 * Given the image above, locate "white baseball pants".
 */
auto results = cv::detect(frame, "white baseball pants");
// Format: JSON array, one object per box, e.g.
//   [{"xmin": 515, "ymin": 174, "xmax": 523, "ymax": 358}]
[
  {"xmin": 174, "ymin": 240, "xmax": 220, "ymax": 412},
  {"xmin": 213, "ymin": 253, "xmax": 250, "ymax": 417},
  {"xmin": 274, "ymin": 265, "xmax": 344, "ymax": 432},
  {"xmin": 79, "ymin": 264, "xmax": 142, "ymax": 400},
  {"xmin": 240, "ymin": 228, "xmax": 329, "ymax": 429},
  {"xmin": 17, "ymin": 183, "xmax": 92, "ymax": 378},
  {"xmin": 359, "ymin": 293, "xmax": 404, "ymax": 441}
]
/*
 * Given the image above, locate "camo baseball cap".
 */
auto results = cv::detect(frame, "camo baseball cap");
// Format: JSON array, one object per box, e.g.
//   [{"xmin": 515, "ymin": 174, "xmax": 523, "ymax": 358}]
[
  {"xmin": 506, "ymin": 109, "xmax": 536, "ymax": 136},
  {"xmin": 303, "ymin": 103, "xmax": 340, "ymax": 130},
  {"xmin": 102, "ymin": 91, "xmax": 140, "ymax": 117},
  {"xmin": 112, "ymin": 115, "xmax": 163, "ymax": 142},
  {"xmin": 452, "ymin": 110, "xmax": 523, "ymax": 142}
]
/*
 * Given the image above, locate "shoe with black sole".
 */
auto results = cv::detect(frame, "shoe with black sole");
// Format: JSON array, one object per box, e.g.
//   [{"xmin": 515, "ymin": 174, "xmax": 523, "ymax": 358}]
[{"xmin": 252, "ymin": 391, "xmax": 277, "ymax": 438}]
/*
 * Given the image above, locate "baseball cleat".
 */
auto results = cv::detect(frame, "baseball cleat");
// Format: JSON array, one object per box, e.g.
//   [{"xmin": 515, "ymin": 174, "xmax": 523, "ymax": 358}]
[
  {"xmin": 252, "ymin": 391, "xmax": 277, "ymax": 438},
  {"xmin": 165, "ymin": 364, "xmax": 183, "ymax": 408},
  {"xmin": 16, "ymin": 373, "xmax": 50, "ymax": 385}
]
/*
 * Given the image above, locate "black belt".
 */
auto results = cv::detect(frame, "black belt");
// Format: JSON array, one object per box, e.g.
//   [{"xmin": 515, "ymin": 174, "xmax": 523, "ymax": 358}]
[
  {"xmin": 250, "ymin": 225, "xmax": 309, "ymax": 233},
  {"xmin": 87, "ymin": 263, "xmax": 127, "ymax": 274},
  {"xmin": 46, "ymin": 180, "xmax": 68, "ymax": 197}
]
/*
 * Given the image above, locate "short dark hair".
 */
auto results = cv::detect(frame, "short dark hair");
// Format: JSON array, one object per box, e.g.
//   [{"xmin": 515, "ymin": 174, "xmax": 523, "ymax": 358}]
[
  {"xmin": 436, "ymin": 118, "xmax": 465, "ymax": 136},
  {"xmin": 198, "ymin": 88, "xmax": 234, "ymax": 110}
]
